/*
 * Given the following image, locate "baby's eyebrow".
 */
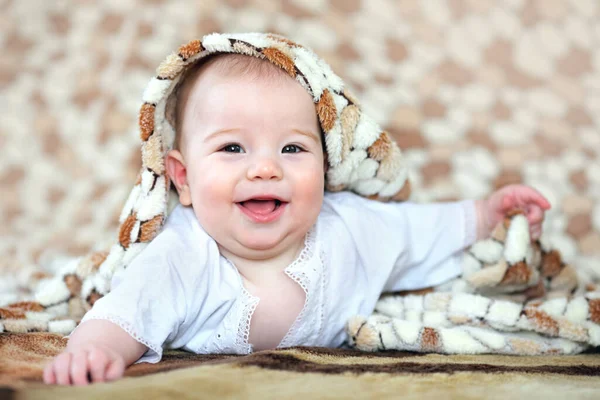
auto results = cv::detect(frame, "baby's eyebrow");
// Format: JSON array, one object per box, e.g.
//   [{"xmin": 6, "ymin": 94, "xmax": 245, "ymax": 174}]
[
  {"xmin": 204, "ymin": 128, "xmax": 241, "ymax": 142},
  {"xmin": 203, "ymin": 127, "xmax": 320, "ymax": 143},
  {"xmin": 293, "ymin": 128, "xmax": 320, "ymax": 144}
]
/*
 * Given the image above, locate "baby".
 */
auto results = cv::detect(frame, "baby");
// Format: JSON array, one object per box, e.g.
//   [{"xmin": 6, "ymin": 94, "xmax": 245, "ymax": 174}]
[{"xmin": 43, "ymin": 35, "xmax": 550, "ymax": 385}]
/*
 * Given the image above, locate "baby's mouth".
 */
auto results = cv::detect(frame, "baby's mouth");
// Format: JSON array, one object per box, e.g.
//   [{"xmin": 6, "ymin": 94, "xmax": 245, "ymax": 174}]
[{"xmin": 238, "ymin": 199, "xmax": 284, "ymax": 215}]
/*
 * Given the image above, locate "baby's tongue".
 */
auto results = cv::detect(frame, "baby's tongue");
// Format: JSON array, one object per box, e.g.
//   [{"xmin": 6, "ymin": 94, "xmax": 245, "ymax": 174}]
[{"xmin": 242, "ymin": 199, "xmax": 277, "ymax": 215}]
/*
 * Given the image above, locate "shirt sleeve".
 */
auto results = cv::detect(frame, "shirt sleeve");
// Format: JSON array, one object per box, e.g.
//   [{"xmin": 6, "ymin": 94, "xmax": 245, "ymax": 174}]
[
  {"xmin": 78, "ymin": 205, "xmax": 210, "ymax": 364},
  {"xmin": 322, "ymin": 192, "xmax": 478, "ymax": 292},
  {"xmin": 78, "ymin": 230, "xmax": 188, "ymax": 363}
]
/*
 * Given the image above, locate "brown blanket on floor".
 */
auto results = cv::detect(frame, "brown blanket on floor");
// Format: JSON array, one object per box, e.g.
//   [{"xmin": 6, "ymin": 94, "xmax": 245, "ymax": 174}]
[{"xmin": 2, "ymin": 333, "xmax": 599, "ymax": 399}]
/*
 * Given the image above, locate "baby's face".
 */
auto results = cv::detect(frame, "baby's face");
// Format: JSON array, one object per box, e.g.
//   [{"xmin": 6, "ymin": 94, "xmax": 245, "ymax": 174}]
[{"xmin": 178, "ymin": 68, "xmax": 325, "ymax": 259}]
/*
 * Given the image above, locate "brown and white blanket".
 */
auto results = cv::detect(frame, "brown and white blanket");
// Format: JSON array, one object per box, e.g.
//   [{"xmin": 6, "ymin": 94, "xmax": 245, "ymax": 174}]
[
  {"xmin": 349, "ymin": 213, "xmax": 600, "ymax": 355},
  {"xmin": 1, "ymin": 33, "xmax": 600, "ymax": 358}
]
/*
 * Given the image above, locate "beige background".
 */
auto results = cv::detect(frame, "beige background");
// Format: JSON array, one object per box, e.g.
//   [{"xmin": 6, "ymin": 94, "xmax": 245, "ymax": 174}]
[{"xmin": 1, "ymin": 0, "xmax": 599, "ymax": 276}]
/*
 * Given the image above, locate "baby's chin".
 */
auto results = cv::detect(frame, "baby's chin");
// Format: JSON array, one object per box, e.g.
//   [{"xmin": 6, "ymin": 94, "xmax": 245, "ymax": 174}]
[
  {"xmin": 218, "ymin": 230, "xmax": 307, "ymax": 261},
  {"xmin": 237, "ymin": 233, "xmax": 294, "ymax": 252}
]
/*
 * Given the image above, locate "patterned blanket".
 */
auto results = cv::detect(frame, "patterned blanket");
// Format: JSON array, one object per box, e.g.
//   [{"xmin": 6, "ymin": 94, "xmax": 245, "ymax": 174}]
[
  {"xmin": 1, "ymin": 332, "xmax": 599, "ymax": 398},
  {"xmin": 348, "ymin": 213, "xmax": 600, "ymax": 355}
]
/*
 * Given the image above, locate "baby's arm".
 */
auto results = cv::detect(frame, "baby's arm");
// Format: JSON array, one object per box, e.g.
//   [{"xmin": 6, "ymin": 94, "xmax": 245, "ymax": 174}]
[
  {"xmin": 325, "ymin": 184, "xmax": 552, "ymax": 293},
  {"xmin": 43, "ymin": 319, "xmax": 147, "ymax": 385}
]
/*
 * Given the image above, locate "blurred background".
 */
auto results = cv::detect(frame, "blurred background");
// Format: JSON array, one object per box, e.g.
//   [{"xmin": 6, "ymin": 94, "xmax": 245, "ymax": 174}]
[{"xmin": 1, "ymin": 0, "xmax": 599, "ymax": 276}]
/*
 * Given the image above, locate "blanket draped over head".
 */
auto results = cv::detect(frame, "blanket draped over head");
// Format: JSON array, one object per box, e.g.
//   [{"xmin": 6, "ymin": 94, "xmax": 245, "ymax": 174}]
[{"xmin": 1, "ymin": 33, "xmax": 599, "ymax": 355}]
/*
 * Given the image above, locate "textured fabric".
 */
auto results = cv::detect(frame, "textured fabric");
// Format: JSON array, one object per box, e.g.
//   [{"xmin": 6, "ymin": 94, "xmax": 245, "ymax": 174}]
[
  {"xmin": 79, "ymin": 192, "xmax": 475, "ymax": 362},
  {"xmin": 347, "ymin": 213, "xmax": 600, "ymax": 355},
  {"xmin": 1, "ymin": 334, "xmax": 599, "ymax": 399}
]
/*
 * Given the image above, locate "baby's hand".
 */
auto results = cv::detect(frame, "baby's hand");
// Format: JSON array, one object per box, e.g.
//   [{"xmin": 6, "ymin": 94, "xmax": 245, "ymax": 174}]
[
  {"xmin": 476, "ymin": 184, "xmax": 551, "ymax": 241},
  {"xmin": 43, "ymin": 344, "xmax": 125, "ymax": 386}
]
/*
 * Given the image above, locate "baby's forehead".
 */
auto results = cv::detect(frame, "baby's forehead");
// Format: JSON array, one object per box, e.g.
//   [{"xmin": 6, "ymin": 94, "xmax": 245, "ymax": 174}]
[
  {"xmin": 166, "ymin": 53, "xmax": 322, "ymax": 151},
  {"xmin": 181, "ymin": 54, "xmax": 293, "ymax": 98},
  {"xmin": 168, "ymin": 54, "xmax": 297, "ymax": 124}
]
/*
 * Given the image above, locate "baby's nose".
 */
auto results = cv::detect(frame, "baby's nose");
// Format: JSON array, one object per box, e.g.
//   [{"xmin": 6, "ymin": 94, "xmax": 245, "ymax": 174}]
[{"xmin": 247, "ymin": 157, "xmax": 283, "ymax": 180}]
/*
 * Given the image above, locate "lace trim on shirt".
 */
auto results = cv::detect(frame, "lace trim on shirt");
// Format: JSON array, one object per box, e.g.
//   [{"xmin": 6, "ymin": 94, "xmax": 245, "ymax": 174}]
[
  {"xmin": 317, "ymin": 248, "xmax": 328, "ymax": 343},
  {"xmin": 229, "ymin": 225, "xmax": 319, "ymax": 352},
  {"xmin": 235, "ymin": 287, "xmax": 259, "ymax": 354},
  {"xmin": 78, "ymin": 314, "xmax": 162, "ymax": 360},
  {"xmin": 221, "ymin": 255, "xmax": 260, "ymax": 354},
  {"xmin": 278, "ymin": 225, "xmax": 318, "ymax": 348}
]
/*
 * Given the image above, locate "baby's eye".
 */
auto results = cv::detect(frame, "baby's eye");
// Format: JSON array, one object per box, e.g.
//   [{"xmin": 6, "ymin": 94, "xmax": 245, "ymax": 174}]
[
  {"xmin": 282, "ymin": 145, "xmax": 304, "ymax": 153},
  {"xmin": 220, "ymin": 144, "xmax": 244, "ymax": 153}
]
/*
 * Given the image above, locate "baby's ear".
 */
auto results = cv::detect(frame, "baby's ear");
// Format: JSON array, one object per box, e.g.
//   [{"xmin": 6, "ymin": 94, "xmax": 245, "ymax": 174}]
[{"xmin": 165, "ymin": 150, "xmax": 192, "ymax": 206}]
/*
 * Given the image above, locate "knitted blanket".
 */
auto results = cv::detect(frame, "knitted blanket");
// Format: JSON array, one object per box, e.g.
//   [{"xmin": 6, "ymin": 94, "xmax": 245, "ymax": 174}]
[
  {"xmin": 347, "ymin": 213, "xmax": 600, "ymax": 355},
  {"xmin": 1, "ymin": 33, "xmax": 599, "ymax": 357}
]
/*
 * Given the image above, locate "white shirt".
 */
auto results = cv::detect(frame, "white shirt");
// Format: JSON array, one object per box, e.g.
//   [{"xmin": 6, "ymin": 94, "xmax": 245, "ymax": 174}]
[{"xmin": 80, "ymin": 192, "xmax": 477, "ymax": 363}]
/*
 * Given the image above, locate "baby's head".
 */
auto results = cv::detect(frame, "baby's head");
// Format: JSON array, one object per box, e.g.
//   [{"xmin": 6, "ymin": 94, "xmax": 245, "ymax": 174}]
[{"xmin": 165, "ymin": 54, "xmax": 325, "ymax": 260}]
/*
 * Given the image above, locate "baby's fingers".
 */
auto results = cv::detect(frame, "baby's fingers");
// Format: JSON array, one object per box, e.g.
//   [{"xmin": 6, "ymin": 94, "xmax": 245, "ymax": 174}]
[
  {"xmin": 88, "ymin": 347, "xmax": 110, "ymax": 383},
  {"xmin": 105, "ymin": 357, "xmax": 125, "ymax": 382},
  {"xmin": 70, "ymin": 351, "xmax": 91, "ymax": 386},
  {"xmin": 518, "ymin": 186, "xmax": 551, "ymax": 210},
  {"xmin": 526, "ymin": 205, "xmax": 545, "ymax": 226},
  {"xmin": 530, "ymin": 224, "xmax": 542, "ymax": 240},
  {"xmin": 43, "ymin": 361, "xmax": 56, "ymax": 384},
  {"xmin": 53, "ymin": 352, "xmax": 73, "ymax": 385}
]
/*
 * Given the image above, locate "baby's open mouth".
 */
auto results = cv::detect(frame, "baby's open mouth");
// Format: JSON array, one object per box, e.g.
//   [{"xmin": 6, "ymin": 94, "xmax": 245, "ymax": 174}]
[{"xmin": 238, "ymin": 199, "xmax": 285, "ymax": 215}]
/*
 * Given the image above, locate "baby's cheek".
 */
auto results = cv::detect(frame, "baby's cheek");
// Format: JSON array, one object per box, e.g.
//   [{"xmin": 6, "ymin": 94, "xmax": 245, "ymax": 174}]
[
  {"xmin": 298, "ymin": 170, "xmax": 324, "ymax": 196},
  {"xmin": 195, "ymin": 184, "xmax": 230, "ymax": 215},
  {"xmin": 189, "ymin": 174, "xmax": 231, "ymax": 219},
  {"xmin": 296, "ymin": 172, "xmax": 324, "ymax": 220}
]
